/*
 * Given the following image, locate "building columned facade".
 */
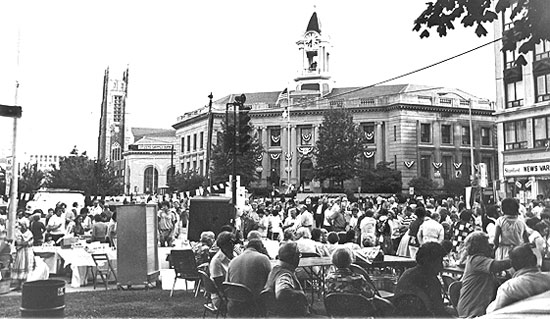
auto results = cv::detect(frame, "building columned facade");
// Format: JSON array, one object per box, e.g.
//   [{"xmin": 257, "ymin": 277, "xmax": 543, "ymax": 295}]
[
  {"xmin": 494, "ymin": 9, "xmax": 550, "ymax": 202},
  {"xmin": 172, "ymin": 12, "xmax": 497, "ymax": 193}
]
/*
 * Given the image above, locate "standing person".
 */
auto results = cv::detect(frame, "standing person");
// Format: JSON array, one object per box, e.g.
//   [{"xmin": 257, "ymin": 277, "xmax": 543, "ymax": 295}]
[
  {"xmin": 407, "ymin": 206, "xmax": 426, "ymax": 258},
  {"xmin": 360, "ymin": 209, "xmax": 377, "ymax": 247},
  {"xmin": 12, "ymin": 222, "xmax": 34, "ymax": 290},
  {"xmin": 494, "ymin": 198, "xmax": 528, "ymax": 261},
  {"xmin": 107, "ymin": 212, "xmax": 117, "ymax": 247},
  {"xmin": 417, "ymin": 212, "xmax": 444, "ymax": 245},
  {"xmin": 91, "ymin": 214, "xmax": 108, "ymax": 243},
  {"xmin": 72, "ymin": 215, "xmax": 85, "ymax": 237},
  {"xmin": 29, "ymin": 212, "xmax": 46, "ymax": 246},
  {"xmin": 268, "ymin": 209, "xmax": 283, "ymax": 241},
  {"xmin": 158, "ymin": 201, "xmax": 176, "ymax": 247},
  {"xmin": 46, "ymin": 207, "xmax": 65, "ymax": 245},
  {"xmin": 529, "ymin": 222, "xmax": 549, "ymax": 267},
  {"xmin": 66, "ymin": 202, "xmax": 78, "ymax": 226},
  {"xmin": 452, "ymin": 209, "xmax": 475, "ymax": 254}
]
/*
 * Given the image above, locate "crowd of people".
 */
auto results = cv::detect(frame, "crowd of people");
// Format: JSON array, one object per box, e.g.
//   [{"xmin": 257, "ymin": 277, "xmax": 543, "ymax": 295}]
[{"xmin": 185, "ymin": 194, "xmax": 550, "ymax": 317}]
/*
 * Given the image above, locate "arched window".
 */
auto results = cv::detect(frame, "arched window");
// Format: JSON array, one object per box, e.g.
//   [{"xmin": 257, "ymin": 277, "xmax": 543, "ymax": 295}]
[
  {"xmin": 144, "ymin": 166, "xmax": 158, "ymax": 194},
  {"xmin": 111, "ymin": 142, "xmax": 122, "ymax": 161}
]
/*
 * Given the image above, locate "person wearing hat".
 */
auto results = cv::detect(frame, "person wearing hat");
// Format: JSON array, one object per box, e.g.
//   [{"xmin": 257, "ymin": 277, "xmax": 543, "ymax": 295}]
[
  {"xmin": 11, "ymin": 221, "xmax": 34, "ymax": 290},
  {"xmin": 394, "ymin": 242, "xmax": 453, "ymax": 317},
  {"xmin": 209, "ymin": 231, "xmax": 236, "ymax": 308},
  {"xmin": 263, "ymin": 241, "xmax": 308, "ymax": 317},
  {"xmin": 192, "ymin": 231, "xmax": 215, "ymax": 266}
]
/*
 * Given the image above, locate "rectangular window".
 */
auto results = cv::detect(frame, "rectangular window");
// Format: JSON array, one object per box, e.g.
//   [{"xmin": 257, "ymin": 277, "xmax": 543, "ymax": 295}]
[
  {"xmin": 270, "ymin": 128, "xmax": 281, "ymax": 147},
  {"xmin": 363, "ymin": 123, "xmax": 375, "ymax": 144},
  {"xmin": 186, "ymin": 136, "xmax": 190, "ymax": 152},
  {"xmin": 534, "ymin": 116, "xmax": 550, "ymax": 148},
  {"xmin": 300, "ymin": 127, "xmax": 312, "ymax": 145},
  {"xmin": 462, "ymin": 156, "xmax": 472, "ymax": 179},
  {"xmin": 200, "ymin": 132, "xmax": 204, "ymax": 149},
  {"xmin": 462, "ymin": 126, "xmax": 470, "ymax": 145},
  {"xmin": 481, "ymin": 127, "xmax": 491, "ymax": 146},
  {"xmin": 193, "ymin": 160, "xmax": 197, "ymax": 172},
  {"xmin": 394, "ymin": 125, "xmax": 397, "ymax": 142},
  {"xmin": 186, "ymin": 162, "xmax": 190, "ymax": 172},
  {"xmin": 442, "ymin": 155, "xmax": 453, "ymax": 180},
  {"xmin": 535, "ymin": 73, "xmax": 550, "ymax": 102},
  {"xmin": 199, "ymin": 159, "xmax": 204, "ymax": 175},
  {"xmin": 113, "ymin": 95, "xmax": 123, "ymax": 122},
  {"xmin": 420, "ymin": 123, "xmax": 431, "ymax": 143},
  {"xmin": 181, "ymin": 137, "xmax": 185, "ymax": 153},
  {"xmin": 269, "ymin": 157, "xmax": 280, "ymax": 186},
  {"xmin": 504, "ymin": 50, "xmax": 517, "ymax": 69},
  {"xmin": 420, "ymin": 155, "xmax": 431, "ymax": 179},
  {"xmin": 193, "ymin": 133, "xmax": 197, "ymax": 151},
  {"xmin": 441, "ymin": 124, "xmax": 452, "ymax": 144},
  {"xmin": 506, "ymin": 80, "xmax": 524, "ymax": 108},
  {"xmin": 504, "ymin": 120, "xmax": 528, "ymax": 150},
  {"xmin": 535, "ymin": 39, "xmax": 550, "ymax": 61}
]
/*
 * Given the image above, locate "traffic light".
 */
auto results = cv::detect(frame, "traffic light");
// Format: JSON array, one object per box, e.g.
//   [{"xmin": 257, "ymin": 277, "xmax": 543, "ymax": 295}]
[
  {"xmin": 238, "ymin": 103, "xmax": 252, "ymax": 153},
  {"xmin": 0, "ymin": 104, "xmax": 22, "ymax": 118}
]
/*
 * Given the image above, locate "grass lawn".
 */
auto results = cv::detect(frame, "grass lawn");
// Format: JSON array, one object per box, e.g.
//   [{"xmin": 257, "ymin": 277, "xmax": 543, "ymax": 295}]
[{"xmin": 0, "ymin": 289, "xmax": 205, "ymax": 318}]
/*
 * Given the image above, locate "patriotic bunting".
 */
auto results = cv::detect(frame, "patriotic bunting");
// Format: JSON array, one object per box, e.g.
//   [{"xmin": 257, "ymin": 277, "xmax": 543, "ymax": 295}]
[
  {"xmin": 432, "ymin": 162, "xmax": 443, "ymax": 170},
  {"xmin": 270, "ymin": 153, "xmax": 281, "ymax": 160},
  {"xmin": 365, "ymin": 132, "xmax": 374, "ymax": 140},
  {"xmin": 271, "ymin": 135, "xmax": 281, "ymax": 144},
  {"xmin": 404, "ymin": 161, "xmax": 415, "ymax": 169},
  {"xmin": 453, "ymin": 162, "xmax": 462, "ymax": 170},
  {"xmin": 256, "ymin": 153, "xmax": 263, "ymax": 161},
  {"xmin": 363, "ymin": 151, "xmax": 375, "ymax": 158},
  {"xmin": 297, "ymin": 146, "xmax": 313, "ymax": 156},
  {"xmin": 301, "ymin": 133, "xmax": 312, "ymax": 142},
  {"xmin": 285, "ymin": 152, "xmax": 293, "ymax": 161}
]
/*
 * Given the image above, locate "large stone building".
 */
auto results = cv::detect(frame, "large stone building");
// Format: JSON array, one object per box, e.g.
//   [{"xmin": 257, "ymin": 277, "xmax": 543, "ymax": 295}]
[
  {"xmin": 494, "ymin": 10, "xmax": 550, "ymax": 201},
  {"xmin": 173, "ymin": 12, "xmax": 498, "ymax": 193}
]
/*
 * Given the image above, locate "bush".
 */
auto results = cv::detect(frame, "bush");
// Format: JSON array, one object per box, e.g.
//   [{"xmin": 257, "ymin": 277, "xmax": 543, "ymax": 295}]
[{"xmin": 408, "ymin": 177, "xmax": 436, "ymax": 196}]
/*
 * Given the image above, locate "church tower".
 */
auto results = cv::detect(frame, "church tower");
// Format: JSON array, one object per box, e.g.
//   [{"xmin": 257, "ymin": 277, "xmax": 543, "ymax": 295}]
[
  {"xmin": 295, "ymin": 12, "xmax": 332, "ymax": 96},
  {"xmin": 97, "ymin": 66, "xmax": 130, "ymax": 163}
]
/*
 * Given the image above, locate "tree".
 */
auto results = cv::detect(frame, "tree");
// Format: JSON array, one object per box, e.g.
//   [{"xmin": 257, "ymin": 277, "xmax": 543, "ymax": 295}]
[
  {"xmin": 168, "ymin": 172, "xmax": 207, "ymax": 193},
  {"xmin": 408, "ymin": 176, "xmax": 436, "ymax": 196},
  {"xmin": 360, "ymin": 161, "xmax": 402, "ymax": 193},
  {"xmin": 443, "ymin": 177, "xmax": 470, "ymax": 197},
  {"xmin": 46, "ymin": 153, "xmax": 123, "ymax": 196},
  {"xmin": 18, "ymin": 163, "xmax": 45, "ymax": 194},
  {"xmin": 413, "ymin": 0, "xmax": 550, "ymax": 63},
  {"xmin": 314, "ymin": 107, "xmax": 366, "ymax": 188},
  {"xmin": 211, "ymin": 117, "xmax": 264, "ymax": 187}
]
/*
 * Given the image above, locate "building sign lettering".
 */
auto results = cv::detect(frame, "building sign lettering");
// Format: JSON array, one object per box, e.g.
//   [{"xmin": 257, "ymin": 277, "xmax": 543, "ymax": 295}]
[
  {"xmin": 503, "ymin": 162, "xmax": 550, "ymax": 177},
  {"xmin": 129, "ymin": 144, "xmax": 173, "ymax": 151}
]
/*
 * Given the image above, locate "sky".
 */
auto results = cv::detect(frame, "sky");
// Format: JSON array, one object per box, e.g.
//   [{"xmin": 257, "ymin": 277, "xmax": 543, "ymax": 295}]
[{"xmin": 0, "ymin": 0, "xmax": 499, "ymax": 159}]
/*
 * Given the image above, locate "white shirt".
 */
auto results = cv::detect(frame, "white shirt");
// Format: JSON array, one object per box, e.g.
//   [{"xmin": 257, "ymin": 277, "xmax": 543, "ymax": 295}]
[
  {"xmin": 360, "ymin": 216, "xmax": 377, "ymax": 244},
  {"xmin": 417, "ymin": 218, "xmax": 444, "ymax": 244},
  {"xmin": 47, "ymin": 214, "xmax": 66, "ymax": 235}
]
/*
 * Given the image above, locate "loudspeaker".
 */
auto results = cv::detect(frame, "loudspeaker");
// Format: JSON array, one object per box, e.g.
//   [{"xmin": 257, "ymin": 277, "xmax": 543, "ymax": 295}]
[{"xmin": 188, "ymin": 196, "xmax": 234, "ymax": 242}]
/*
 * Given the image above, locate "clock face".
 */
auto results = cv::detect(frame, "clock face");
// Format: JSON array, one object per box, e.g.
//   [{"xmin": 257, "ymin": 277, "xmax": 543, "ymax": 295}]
[{"xmin": 304, "ymin": 32, "xmax": 320, "ymax": 49}]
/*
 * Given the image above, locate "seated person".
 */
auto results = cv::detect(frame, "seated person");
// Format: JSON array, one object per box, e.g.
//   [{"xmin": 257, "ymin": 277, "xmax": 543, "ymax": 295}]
[
  {"xmin": 325, "ymin": 231, "xmax": 341, "ymax": 256},
  {"xmin": 486, "ymin": 244, "xmax": 550, "ymax": 313},
  {"xmin": 325, "ymin": 247, "xmax": 375, "ymax": 298},
  {"xmin": 394, "ymin": 242, "xmax": 452, "ymax": 317},
  {"xmin": 209, "ymin": 231, "xmax": 236, "ymax": 308},
  {"xmin": 457, "ymin": 232, "xmax": 512, "ymax": 317},
  {"xmin": 192, "ymin": 231, "xmax": 215, "ymax": 266},
  {"xmin": 91, "ymin": 214, "xmax": 108, "ymax": 243},
  {"xmin": 295, "ymin": 227, "xmax": 318, "ymax": 255},
  {"xmin": 264, "ymin": 242, "xmax": 308, "ymax": 317}
]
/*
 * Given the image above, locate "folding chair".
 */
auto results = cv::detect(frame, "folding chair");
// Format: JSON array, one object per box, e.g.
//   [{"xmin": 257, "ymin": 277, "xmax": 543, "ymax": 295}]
[
  {"xmin": 91, "ymin": 253, "xmax": 117, "ymax": 290},
  {"xmin": 198, "ymin": 270, "xmax": 225, "ymax": 318},
  {"xmin": 169, "ymin": 250, "xmax": 201, "ymax": 297},
  {"xmin": 441, "ymin": 274, "xmax": 457, "ymax": 305},
  {"xmin": 223, "ymin": 282, "xmax": 258, "ymax": 317},
  {"xmin": 350, "ymin": 263, "xmax": 394, "ymax": 299},
  {"xmin": 448, "ymin": 281, "xmax": 462, "ymax": 310},
  {"xmin": 324, "ymin": 292, "xmax": 379, "ymax": 318}
]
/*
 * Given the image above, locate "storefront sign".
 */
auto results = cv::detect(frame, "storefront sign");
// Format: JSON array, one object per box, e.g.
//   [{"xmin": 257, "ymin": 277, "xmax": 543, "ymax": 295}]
[
  {"xmin": 503, "ymin": 161, "xmax": 550, "ymax": 177},
  {"xmin": 129, "ymin": 144, "xmax": 173, "ymax": 151}
]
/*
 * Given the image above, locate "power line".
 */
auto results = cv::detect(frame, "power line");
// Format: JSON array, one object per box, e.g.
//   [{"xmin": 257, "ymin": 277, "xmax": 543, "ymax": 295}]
[{"xmin": 290, "ymin": 37, "xmax": 502, "ymax": 107}]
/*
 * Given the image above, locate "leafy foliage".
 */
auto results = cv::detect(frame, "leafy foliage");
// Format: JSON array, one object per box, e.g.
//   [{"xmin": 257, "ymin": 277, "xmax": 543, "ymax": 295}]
[
  {"xmin": 443, "ymin": 177, "xmax": 470, "ymax": 197},
  {"xmin": 314, "ymin": 107, "xmax": 367, "ymax": 187},
  {"xmin": 46, "ymin": 154, "xmax": 123, "ymax": 196},
  {"xmin": 168, "ymin": 172, "xmax": 207, "ymax": 193},
  {"xmin": 413, "ymin": 0, "xmax": 550, "ymax": 61},
  {"xmin": 18, "ymin": 163, "xmax": 45, "ymax": 193},
  {"xmin": 211, "ymin": 118, "xmax": 264, "ymax": 187},
  {"xmin": 360, "ymin": 161, "xmax": 402, "ymax": 193},
  {"xmin": 408, "ymin": 176, "xmax": 437, "ymax": 196}
]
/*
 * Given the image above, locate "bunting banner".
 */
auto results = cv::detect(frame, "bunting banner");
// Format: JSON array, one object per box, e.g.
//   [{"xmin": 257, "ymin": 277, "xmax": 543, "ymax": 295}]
[
  {"xmin": 270, "ymin": 153, "xmax": 281, "ymax": 160},
  {"xmin": 271, "ymin": 135, "xmax": 281, "ymax": 144},
  {"xmin": 185, "ymin": 191, "xmax": 190, "ymax": 198},
  {"xmin": 525, "ymin": 180, "xmax": 532, "ymax": 189},
  {"xmin": 297, "ymin": 146, "xmax": 313, "ymax": 156},
  {"xmin": 365, "ymin": 132, "xmax": 374, "ymax": 140},
  {"xmin": 363, "ymin": 151, "xmax": 375, "ymax": 158},
  {"xmin": 206, "ymin": 186, "xmax": 211, "ymax": 193},
  {"xmin": 256, "ymin": 153, "xmax": 263, "ymax": 161},
  {"xmin": 180, "ymin": 192, "xmax": 184, "ymax": 198},
  {"xmin": 213, "ymin": 185, "xmax": 219, "ymax": 191},
  {"xmin": 515, "ymin": 181, "xmax": 522, "ymax": 189},
  {"xmin": 404, "ymin": 161, "xmax": 415, "ymax": 169},
  {"xmin": 219, "ymin": 183, "xmax": 225, "ymax": 189},
  {"xmin": 432, "ymin": 162, "xmax": 443, "ymax": 170},
  {"xmin": 285, "ymin": 152, "xmax": 293, "ymax": 161},
  {"xmin": 453, "ymin": 162, "xmax": 463, "ymax": 170},
  {"xmin": 301, "ymin": 133, "xmax": 312, "ymax": 142}
]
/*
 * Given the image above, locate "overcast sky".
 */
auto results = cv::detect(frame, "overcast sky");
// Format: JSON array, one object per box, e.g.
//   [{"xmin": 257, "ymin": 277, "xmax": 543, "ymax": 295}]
[{"xmin": 0, "ymin": 0, "xmax": 498, "ymax": 159}]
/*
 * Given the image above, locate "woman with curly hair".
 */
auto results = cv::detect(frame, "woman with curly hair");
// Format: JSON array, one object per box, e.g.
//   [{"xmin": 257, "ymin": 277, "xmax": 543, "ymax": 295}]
[{"xmin": 457, "ymin": 231, "xmax": 512, "ymax": 318}]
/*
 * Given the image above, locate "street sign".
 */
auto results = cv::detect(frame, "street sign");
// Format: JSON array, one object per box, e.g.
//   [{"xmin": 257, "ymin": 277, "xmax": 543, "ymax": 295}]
[
  {"xmin": 0, "ymin": 104, "xmax": 22, "ymax": 118},
  {"xmin": 409, "ymin": 187, "xmax": 414, "ymax": 195},
  {"xmin": 479, "ymin": 163, "xmax": 488, "ymax": 188}
]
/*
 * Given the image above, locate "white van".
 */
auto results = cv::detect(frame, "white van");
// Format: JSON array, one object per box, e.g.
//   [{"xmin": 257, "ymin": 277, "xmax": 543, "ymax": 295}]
[{"xmin": 26, "ymin": 189, "xmax": 85, "ymax": 213}]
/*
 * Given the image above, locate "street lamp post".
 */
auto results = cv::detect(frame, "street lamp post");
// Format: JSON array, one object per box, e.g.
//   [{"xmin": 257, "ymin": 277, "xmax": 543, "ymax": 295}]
[{"xmin": 225, "ymin": 94, "xmax": 246, "ymax": 210}]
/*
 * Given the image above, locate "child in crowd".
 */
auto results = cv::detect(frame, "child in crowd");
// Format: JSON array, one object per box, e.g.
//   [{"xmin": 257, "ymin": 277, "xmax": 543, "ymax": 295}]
[{"xmin": 494, "ymin": 198, "xmax": 528, "ymax": 261}]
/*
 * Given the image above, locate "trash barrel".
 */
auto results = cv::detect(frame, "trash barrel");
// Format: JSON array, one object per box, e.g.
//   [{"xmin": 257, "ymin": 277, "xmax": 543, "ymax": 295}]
[{"xmin": 20, "ymin": 279, "xmax": 66, "ymax": 317}]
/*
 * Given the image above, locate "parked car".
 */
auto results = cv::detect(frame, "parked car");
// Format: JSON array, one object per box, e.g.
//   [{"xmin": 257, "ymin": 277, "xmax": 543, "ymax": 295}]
[{"xmin": 26, "ymin": 189, "xmax": 85, "ymax": 213}]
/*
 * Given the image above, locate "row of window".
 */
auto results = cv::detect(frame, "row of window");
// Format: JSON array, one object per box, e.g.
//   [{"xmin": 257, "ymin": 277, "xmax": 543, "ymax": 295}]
[
  {"xmin": 505, "ymin": 115, "xmax": 550, "ymax": 150},
  {"xmin": 181, "ymin": 160, "xmax": 204, "ymax": 174},
  {"xmin": 419, "ymin": 123, "xmax": 492, "ymax": 146},
  {"xmin": 503, "ymin": 40, "xmax": 550, "ymax": 107},
  {"xmin": 419, "ymin": 155, "xmax": 492, "ymax": 181},
  {"xmin": 181, "ymin": 132, "xmax": 204, "ymax": 153},
  {"xmin": 29, "ymin": 155, "xmax": 59, "ymax": 162}
]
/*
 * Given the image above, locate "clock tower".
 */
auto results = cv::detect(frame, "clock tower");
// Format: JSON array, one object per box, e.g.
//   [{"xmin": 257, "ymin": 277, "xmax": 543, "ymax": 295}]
[{"xmin": 295, "ymin": 12, "xmax": 332, "ymax": 96}]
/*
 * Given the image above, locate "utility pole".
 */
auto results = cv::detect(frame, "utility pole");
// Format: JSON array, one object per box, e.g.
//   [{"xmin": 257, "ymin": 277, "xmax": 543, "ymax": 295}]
[{"xmin": 206, "ymin": 93, "xmax": 214, "ymax": 190}]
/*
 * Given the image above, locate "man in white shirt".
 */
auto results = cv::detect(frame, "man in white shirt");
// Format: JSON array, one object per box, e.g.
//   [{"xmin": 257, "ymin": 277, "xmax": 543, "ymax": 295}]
[
  {"xmin": 360, "ymin": 209, "xmax": 377, "ymax": 246},
  {"xmin": 89, "ymin": 200, "xmax": 103, "ymax": 216},
  {"xmin": 47, "ymin": 208, "xmax": 66, "ymax": 245},
  {"xmin": 417, "ymin": 212, "xmax": 444, "ymax": 245}
]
